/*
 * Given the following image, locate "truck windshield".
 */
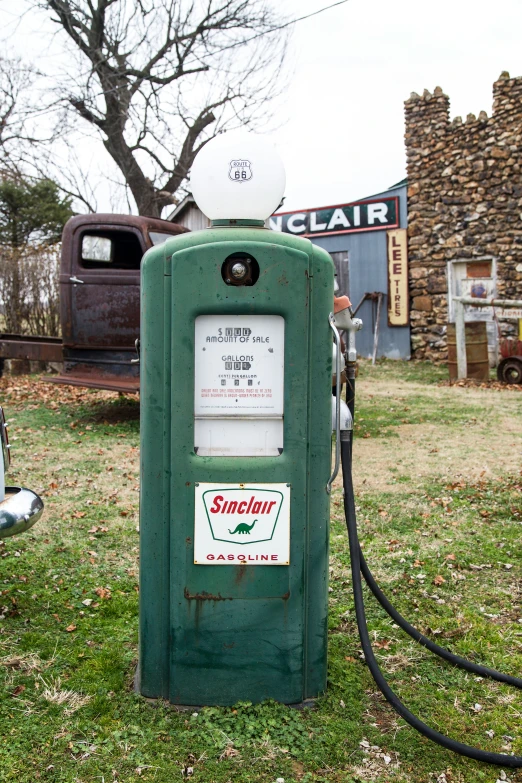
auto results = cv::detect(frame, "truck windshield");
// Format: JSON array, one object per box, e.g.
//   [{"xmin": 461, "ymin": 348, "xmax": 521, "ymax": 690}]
[{"xmin": 149, "ymin": 231, "xmax": 177, "ymax": 245}]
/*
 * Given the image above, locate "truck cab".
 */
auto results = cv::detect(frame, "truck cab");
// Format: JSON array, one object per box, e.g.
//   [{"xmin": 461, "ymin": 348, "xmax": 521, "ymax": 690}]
[{"xmin": 54, "ymin": 214, "xmax": 187, "ymax": 392}]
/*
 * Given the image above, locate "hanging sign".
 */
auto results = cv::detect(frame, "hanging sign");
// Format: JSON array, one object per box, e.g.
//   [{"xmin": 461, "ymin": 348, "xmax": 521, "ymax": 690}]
[
  {"xmin": 387, "ymin": 229, "xmax": 409, "ymax": 326},
  {"xmin": 194, "ymin": 483, "xmax": 291, "ymax": 565},
  {"xmin": 269, "ymin": 197, "xmax": 399, "ymax": 237},
  {"xmin": 460, "ymin": 277, "xmax": 495, "ymax": 321}
]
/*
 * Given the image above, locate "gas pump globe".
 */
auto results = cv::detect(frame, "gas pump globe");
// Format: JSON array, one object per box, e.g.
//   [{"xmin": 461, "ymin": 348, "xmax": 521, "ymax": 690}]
[
  {"xmin": 190, "ymin": 131, "xmax": 286, "ymax": 221},
  {"xmin": 138, "ymin": 132, "xmax": 336, "ymax": 706}
]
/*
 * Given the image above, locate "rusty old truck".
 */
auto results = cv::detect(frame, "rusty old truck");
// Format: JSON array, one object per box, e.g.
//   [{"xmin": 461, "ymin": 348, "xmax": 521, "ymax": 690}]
[{"xmin": 0, "ymin": 214, "xmax": 187, "ymax": 392}]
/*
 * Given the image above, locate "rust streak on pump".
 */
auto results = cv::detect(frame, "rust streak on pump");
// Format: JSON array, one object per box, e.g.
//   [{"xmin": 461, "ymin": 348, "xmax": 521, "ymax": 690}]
[{"xmin": 184, "ymin": 588, "xmax": 233, "ymax": 602}]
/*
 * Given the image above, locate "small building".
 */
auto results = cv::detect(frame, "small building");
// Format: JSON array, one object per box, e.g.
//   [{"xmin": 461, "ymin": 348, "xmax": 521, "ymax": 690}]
[
  {"xmin": 405, "ymin": 71, "xmax": 522, "ymax": 363},
  {"xmin": 169, "ymin": 183, "xmax": 410, "ymax": 360}
]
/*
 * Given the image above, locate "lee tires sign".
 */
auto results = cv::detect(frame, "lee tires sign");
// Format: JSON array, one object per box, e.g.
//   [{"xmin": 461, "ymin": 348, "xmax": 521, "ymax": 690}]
[{"xmin": 194, "ymin": 483, "xmax": 291, "ymax": 565}]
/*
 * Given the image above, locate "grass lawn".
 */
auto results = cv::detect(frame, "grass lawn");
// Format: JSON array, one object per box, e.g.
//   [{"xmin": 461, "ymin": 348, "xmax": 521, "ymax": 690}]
[{"xmin": 0, "ymin": 361, "xmax": 521, "ymax": 783}]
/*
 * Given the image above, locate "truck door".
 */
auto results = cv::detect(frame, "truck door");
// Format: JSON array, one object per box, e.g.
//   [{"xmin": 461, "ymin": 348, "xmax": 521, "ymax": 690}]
[{"xmin": 62, "ymin": 223, "xmax": 144, "ymax": 348}]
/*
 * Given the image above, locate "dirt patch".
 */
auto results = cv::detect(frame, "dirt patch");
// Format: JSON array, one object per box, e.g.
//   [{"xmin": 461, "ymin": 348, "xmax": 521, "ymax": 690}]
[
  {"xmin": 0, "ymin": 376, "xmax": 117, "ymax": 409},
  {"xmin": 441, "ymin": 378, "xmax": 522, "ymax": 392},
  {"xmin": 352, "ymin": 422, "xmax": 521, "ymax": 493},
  {"xmin": 364, "ymin": 689, "xmax": 400, "ymax": 734},
  {"xmin": 347, "ymin": 378, "xmax": 522, "ymax": 493},
  {"xmin": 358, "ymin": 377, "xmax": 522, "ymax": 404},
  {"xmin": 33, "ymin": 442, "xmax": 139, "ymax": 543}
]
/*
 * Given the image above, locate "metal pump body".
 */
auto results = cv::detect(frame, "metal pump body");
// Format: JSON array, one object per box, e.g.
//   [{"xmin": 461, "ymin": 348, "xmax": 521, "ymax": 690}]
[{"xmin": 138, "ymin": 225, "xmax": 334, "ymax": 706}]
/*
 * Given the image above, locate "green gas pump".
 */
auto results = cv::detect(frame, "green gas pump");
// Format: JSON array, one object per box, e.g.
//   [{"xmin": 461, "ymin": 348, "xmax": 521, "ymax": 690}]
[{"xmin": 138, "ymin": 133, "xmax": 339, "ymax": 706}]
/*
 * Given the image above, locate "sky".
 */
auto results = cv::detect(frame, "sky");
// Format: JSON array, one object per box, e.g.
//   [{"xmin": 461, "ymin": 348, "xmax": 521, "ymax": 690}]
[
  {"xmin": 1, "ymin": 0, "xmax": 522, "ymax": 215},
  {"xmin": 274, "ymin": 0, "xmax": 522, "ymax": 210}
]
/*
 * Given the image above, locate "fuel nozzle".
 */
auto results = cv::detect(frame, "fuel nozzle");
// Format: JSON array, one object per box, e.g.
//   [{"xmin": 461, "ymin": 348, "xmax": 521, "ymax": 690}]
[{"xmin": 332, "ymin": 298, "xmax": 362, "ymax": 364}]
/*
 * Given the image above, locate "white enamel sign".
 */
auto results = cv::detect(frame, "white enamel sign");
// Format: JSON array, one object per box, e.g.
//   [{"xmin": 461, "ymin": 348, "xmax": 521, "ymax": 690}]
[
  {"xmin": 194, "ymin": 483, "xmax": 290, "ymax": 565},
  {"xmin": 194, "ymin": 315, "xmax": 285, "ymax": 457},
  {"xmin": 194, "ymin": 315, "xmax": 284, "ymax": 415}
]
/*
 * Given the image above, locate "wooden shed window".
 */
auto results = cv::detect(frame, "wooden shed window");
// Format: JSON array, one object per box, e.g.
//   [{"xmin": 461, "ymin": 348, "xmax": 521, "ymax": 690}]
[{"xmin": 330, "ymin": 251, "xmax": 350, "ymax": 296}]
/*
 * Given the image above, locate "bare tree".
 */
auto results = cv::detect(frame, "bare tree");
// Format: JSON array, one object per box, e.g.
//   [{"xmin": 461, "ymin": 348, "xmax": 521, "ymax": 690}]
[
  {"xmin": 0, "ymin": 56, "xmax": 48, "ymax": 174},
  {"xmin": 0, "ymin": 55, "xmax": 98, "ymax": 212},
  {"xmin": 29, "ymin": 0, "xmax": 289, "ymax": 217}
]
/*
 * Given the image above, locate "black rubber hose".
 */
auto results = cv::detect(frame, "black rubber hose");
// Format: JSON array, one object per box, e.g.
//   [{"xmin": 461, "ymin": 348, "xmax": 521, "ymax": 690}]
[
  {"xmin": 358, "ymin": 547, "xmax": 522, "ymax": 689},
  {"xmin": 344, "ymin": 361, "xmax": 521, "ymax": 687},
  {"xmin": 345, "ymin": 363, "xmax": 356, "ymax": 421},
  {"xmin": 341, "ymin": 432, "xmax": 522, "ymax": 767}
]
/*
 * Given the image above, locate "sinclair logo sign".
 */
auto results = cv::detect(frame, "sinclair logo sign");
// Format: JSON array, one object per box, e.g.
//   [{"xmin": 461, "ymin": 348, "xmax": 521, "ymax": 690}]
[
  {"xmin": 269, "ymin": 197, "xmax": 399, "ymax": 237},
  {"xmin": 194, "ymin": 483, "xmax": 291, "ymax": 565}
]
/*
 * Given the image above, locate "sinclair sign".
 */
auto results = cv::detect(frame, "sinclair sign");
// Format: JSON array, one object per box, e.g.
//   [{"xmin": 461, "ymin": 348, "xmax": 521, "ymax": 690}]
[
  {"xmin": 194, "ymin": 483, "xmax": 291, "ymax": 565},
  {"xmin": 269, "ymin": 197, "xmax": 399, "ymax": 237}
]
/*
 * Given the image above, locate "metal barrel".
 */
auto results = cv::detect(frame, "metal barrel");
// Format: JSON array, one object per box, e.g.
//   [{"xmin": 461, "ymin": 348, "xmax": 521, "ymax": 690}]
[{"xmin": 447, "ymin": 321, "xmax": 489, "ymax": 381}]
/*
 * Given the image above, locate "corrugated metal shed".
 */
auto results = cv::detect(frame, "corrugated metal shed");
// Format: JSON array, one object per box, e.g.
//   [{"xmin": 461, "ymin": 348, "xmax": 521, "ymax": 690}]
[
  {"xmin": 167, "ymin": 194, "xmax": 210, "ymax": 231},
  {"xmin": 308, "ymin": 182, "xmax": 409, "ymax": 359}
]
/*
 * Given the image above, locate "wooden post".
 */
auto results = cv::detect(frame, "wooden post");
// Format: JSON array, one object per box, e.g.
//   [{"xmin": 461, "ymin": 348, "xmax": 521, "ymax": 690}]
[
  {"xmin": 455, "ymin": 299, "xmax": 467, "ymax": 379},
  {"xmin": 372, "ymin": 293, "xmax": 383, "ymax": 365}
]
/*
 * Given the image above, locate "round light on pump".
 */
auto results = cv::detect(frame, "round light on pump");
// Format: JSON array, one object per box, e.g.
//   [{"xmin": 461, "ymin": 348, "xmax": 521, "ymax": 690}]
[
  {"xmin": 190, "ymin": 131, "xmax": 286, "ymax": 221},
  {"xmin": 231, "ymin": 262, "xmax": 248, "ymax": 279}
]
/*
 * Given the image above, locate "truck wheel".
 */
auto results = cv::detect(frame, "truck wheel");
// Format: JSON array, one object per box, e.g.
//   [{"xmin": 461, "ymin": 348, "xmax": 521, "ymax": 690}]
[{"xmin": 497, "ymin": 356, "xmax": 522, "ymax": 384}]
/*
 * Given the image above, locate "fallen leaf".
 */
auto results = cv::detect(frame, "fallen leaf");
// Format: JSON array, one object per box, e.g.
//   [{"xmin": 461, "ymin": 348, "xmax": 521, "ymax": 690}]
[
  {"xmin": 433, "ymin": 575, "xmax": 446, "ymax": 586},
  {"xmin": 66, "ymin": 624, "xmax": 77, "ymax": 633}
]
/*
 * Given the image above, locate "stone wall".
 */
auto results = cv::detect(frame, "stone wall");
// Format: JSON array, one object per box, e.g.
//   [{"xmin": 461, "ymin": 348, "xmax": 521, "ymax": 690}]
[{"xmin": 405, "ymin": 72, "xmax": 522, "ymax": 360}]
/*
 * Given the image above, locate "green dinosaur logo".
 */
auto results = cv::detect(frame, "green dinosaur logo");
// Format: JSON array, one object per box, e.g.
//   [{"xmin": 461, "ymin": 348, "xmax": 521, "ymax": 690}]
[
  {"xmin": 228, "ymin": 520, "xmax": 257, "ymax": 535},
  {"xmin": 202, "ymin": 488, "xmax": 284, "ymax": 545}
]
